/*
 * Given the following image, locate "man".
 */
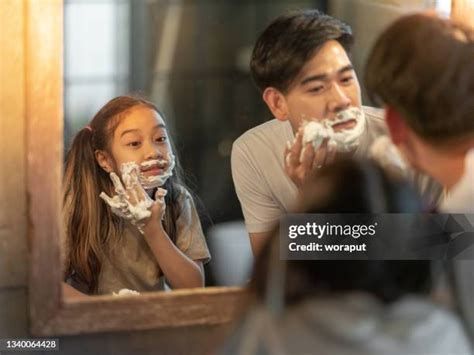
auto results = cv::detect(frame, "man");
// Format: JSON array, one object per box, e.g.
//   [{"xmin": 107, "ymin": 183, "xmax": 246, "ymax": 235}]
[
  {"xmin": 365, "ymin": 14, "xmax": 474, "ymax": 213},
  {"xmin": 232, "ymin": 10, "xmax": 390, "ymax": 256},
  {"xmin": 365, "ymin": 13, "xmax": 474, "ymax": 343}
]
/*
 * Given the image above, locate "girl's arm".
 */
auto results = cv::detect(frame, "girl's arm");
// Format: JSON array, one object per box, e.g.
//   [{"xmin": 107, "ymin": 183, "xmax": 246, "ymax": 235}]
[{"xmin": 142, "ymin": 221, "xmax": 204, "ymax": 289}]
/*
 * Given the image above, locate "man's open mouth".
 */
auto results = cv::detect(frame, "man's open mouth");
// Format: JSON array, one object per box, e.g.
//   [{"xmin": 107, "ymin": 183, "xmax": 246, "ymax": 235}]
[{"xmin": 331, "ymin": 118, "xmax": 357, "ymax": 131}]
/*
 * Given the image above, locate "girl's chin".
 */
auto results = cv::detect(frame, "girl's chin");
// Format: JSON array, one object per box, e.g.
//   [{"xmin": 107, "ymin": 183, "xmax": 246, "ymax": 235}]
[{"xmin": 141, "ymin": 168, "xmax": 164, "ymax": 177}]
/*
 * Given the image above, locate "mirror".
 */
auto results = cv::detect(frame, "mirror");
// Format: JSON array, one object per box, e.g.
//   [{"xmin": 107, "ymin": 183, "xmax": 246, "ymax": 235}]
[
  {"xmin": 29, "ymin": 0, "xmax": 452, "ymax": 335},
  {"xmin": 62, "ymin": 0, "xmax": 330, "ymax": 297},
  {"xmin": 62, "ymin": 0, "xmax": 451, "ymax": 295},
  {"xmin": 28, "ymin": 0, "xmax": 244, "ymax": 336}
]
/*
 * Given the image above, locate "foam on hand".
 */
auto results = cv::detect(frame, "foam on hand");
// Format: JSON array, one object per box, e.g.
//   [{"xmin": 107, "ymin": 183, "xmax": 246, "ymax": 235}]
[
  {"xmin": 112, "ymin": 288, "xmax": 141, "ymax": 296},
  {"xmin": 120, "ymin": 162, "xmax": 153, "ymax": 221}
]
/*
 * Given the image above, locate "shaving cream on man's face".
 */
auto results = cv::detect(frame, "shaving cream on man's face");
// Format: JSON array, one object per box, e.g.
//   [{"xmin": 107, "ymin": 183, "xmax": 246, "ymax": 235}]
[{"xmin": 302, "ymin": 107, "xmax": 366, "ymax": 153}]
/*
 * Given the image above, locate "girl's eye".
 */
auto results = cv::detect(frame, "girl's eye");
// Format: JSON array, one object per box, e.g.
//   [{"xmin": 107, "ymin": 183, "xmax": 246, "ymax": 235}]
[
  {"xmin": 127, "ymin": 141, "xmax": 141, "ymax": 147},
  {"xmin": 155, "ymin": 136, "xmax": 167, "ymax": 143}
]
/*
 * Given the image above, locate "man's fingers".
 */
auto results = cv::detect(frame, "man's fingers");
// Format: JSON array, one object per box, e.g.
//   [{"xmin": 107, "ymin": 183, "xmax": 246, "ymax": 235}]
[
  {"xmin": 326, "ymin": 140, "xmax": 337, "ymax": 164},
  {"xmin": 284, "ymin": 145, "xmax": 298, "ymax": 169},
  {"xmin": 313, "ymin": 138, "xmax": 329, "ymax": 169},
  {"xmin": 291, "ymin": 131, "xmax": 303, "ymax": 159},
  {"xmin": 301, "ymin": 143, "xmax": 315, "ymax": 170}
]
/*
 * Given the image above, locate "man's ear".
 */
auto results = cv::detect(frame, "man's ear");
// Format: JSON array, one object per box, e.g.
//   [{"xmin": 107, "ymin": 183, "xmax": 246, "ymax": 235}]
[
  {"xmin": 385, "ymin": 105, "xmax": 408, "ymax": 146},
  {"xmin": 262, "ymin": 87, "xmax": 289, "ymax": 121},
  {"xmin": 95, "ymin": 150, "xmax": 113, "ymax": 173}
]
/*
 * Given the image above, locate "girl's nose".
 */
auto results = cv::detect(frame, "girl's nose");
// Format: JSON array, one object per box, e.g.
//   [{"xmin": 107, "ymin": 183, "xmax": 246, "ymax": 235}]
[{"xmin": 144, "ymin": 143, "xmax": 163, "ymax": 160}]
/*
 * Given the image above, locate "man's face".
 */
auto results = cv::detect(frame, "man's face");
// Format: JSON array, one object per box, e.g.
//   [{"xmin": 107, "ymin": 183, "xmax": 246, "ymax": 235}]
[{"xmin": 283, "ymin": 40, "xmax": 362, "ymax": 132}]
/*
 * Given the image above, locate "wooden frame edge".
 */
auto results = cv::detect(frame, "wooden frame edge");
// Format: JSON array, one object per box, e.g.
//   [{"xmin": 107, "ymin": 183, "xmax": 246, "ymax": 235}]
[{"xmin": 27, "ymin": 0, "xmax": 247, "ymax": 336}]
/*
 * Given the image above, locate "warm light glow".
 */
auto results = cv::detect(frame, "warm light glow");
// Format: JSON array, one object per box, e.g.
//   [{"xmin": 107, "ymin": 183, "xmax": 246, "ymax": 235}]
[{"xmin": 451, "ymin": 0, "xmax": 474, "ymax": 27}]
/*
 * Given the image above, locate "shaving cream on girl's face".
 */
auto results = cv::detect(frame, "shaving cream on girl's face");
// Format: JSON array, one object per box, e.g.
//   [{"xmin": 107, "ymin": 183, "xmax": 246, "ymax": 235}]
[
  {"xmin": 301, "ymin": 107, "xmax": 366, "ymax": 154},
  {"xmin": 138, "ymin": 152, "xmax": 175, "ymax": 189}
]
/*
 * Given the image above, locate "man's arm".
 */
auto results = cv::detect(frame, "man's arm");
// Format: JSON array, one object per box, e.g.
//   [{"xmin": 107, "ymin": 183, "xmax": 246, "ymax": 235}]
[{"xmin": 249, "ymin": 231, "xmax": 273, "ymax": 257}]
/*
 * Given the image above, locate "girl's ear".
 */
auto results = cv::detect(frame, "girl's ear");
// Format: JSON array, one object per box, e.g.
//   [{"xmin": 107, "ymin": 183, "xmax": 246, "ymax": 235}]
[
  {"xmin": 262, "ymin": 87, "xmax": 289, "ymax": 121},
  {"xmin": 95, "ymin": 150, "xmax": 113, "ymax": 173}
]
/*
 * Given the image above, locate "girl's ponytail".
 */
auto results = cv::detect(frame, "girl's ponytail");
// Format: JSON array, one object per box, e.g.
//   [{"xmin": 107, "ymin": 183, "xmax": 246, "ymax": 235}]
[{"xmin": 63, "ymin": 127, "xmax": 117, "ymax": 293}]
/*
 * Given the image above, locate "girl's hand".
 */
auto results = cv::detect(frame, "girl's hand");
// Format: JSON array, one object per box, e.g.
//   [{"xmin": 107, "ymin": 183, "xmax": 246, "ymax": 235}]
[
  {"xmin": 152, "ymin": 188, "xmax": 167, "ymax": 220},
  {"xmin": 99, "ymin": 164, "xmax": 154, "ymax": 233}
]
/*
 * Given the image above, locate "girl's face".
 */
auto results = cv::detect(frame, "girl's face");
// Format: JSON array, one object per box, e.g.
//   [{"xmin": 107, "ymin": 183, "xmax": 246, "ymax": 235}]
[{"xmin": 96, "ymin": 106, "xmax": 173, "ymax": 179}]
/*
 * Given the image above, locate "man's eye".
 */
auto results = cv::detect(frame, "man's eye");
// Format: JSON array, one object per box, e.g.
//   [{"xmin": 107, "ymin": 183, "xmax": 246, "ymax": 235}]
[
  {"xmin": 341, "ymin": 76, "xmax": 354, "ymax": 84},
  {"xmin": 309, "ymin": 86, "xmax": 324, "ymax": 93},
  {"xmin": 127, "ymin": 141, "xmax": 141, "ymax": 147}
]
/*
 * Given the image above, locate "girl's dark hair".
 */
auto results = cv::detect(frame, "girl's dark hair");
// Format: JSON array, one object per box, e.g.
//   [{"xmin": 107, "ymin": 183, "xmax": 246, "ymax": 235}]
[
  {"xmin": 251, "ymin": 158, "xmax": 432, "ymax": 305},
  {"xmin": 63, "ymin": 95, "xmax": 185, "ymax": 294},
  {"xmin": 250, "ymin": 9, "xmax": 353, "ymax": 93}
]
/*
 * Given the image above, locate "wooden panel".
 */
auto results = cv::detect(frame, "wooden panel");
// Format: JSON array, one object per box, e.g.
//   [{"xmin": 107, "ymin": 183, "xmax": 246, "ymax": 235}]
[
  {"xmin": 0, "ymin": 228, "xmax": 27, "ymax": 288},
  {"xmin": 56, "ymin": 324, "xmax": 233, "ymax": 355},
  {"xmin": 452, "ymin": 0, "xmax": 474, "ymax": 28},
  {"xmin": 0, "ymin": 1, "xmax": 26, "ymax": 226},
  {"xmin": 26, "ymin": 0, "xmax": 64, "ymax": 332},
  {"xmin": 43, "ymin": 287, "xmax": 246, "ymax": 335},
  {"xmin": 0, "ymin": 0, "xmax": 28, "ymax": 287},
  {"xmin": 0, "ymin": 288, "xmax": 29, "ymax": 337}
]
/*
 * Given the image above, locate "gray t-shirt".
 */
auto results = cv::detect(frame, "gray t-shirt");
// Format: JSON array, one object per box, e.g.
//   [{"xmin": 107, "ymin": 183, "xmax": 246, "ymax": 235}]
[
  {"xmin": 66, "ymin": 186, "xmax": 211, "ymax": 295},
  {"xmin": 98, "ymin": 187, "xmax": 211, "ymax": 294},
  {"xmin": 231, "ymin": 106, "xmax": 387, "ymax": 233},
  {"xmin": 223, "ymin": 294, "xmax": 472, "ymax": 355}
]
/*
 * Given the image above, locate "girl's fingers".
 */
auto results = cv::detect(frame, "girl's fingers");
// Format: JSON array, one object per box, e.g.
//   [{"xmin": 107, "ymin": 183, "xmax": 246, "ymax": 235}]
[
  {"xmin": 110, "ymin": 172, "xmax": 126, "ymax": 195},
  {"xmin": 155, "ymin": 187, "xmax": 167, "ymax": 201},
  {"xmin": 99, "ymin": 191, "xmax": 116, "ymax": 206}
]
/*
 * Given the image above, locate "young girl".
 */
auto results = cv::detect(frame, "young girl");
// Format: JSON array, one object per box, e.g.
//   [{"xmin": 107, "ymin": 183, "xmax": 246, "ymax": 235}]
[{"xmin": 63, "ymin": 95, "xmax": 210, "ymax": 295}]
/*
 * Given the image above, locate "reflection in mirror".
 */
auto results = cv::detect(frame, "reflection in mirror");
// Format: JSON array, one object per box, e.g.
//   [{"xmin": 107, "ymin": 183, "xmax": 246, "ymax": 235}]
[
  {"xmin": 63, "ymin": 0, "xmax": 334, "ymax": 298},
  {"xmin": 62, "ymin": 0, "xmax": 449, "ymax": 298}
]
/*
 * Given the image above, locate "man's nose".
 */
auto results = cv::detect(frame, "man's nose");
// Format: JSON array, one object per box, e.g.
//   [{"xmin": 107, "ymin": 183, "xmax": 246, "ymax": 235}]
[{"xmin": 328, "ymin": 83, "xmax": 351, "ymax": 113}]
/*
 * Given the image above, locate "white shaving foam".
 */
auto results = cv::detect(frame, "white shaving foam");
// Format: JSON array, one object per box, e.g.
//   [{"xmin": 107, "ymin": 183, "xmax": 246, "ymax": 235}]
[
  {"xmin": 112, "ymin": 288, "xmax": 140, "ymax": 296},
  {"xmin": 119, "ymin": 162, "xmax": 153, "ymax": 221},
  {"xmin": 139, "ymin": 152, "xmax": 176, "ymax": 189},
  {"xmin": 301, "ymin": 107, "xmax": 366, "ymax": 157}
]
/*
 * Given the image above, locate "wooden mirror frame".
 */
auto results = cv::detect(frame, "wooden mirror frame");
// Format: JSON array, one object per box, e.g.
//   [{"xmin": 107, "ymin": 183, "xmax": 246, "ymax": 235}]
[{"xmin": 27, "ymin": 0, "xmax": 245, "ymax": 336}]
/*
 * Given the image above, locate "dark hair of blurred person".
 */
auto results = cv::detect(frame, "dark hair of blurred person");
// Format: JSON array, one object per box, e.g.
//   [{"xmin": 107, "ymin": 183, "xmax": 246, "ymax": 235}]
[
  {"xmin": 220, "ymin": 158, "xmax": 471, "ymax": 355},
  {"xmin": 251, "ymin": 158, "xmax": 430, "ymax": 306}
]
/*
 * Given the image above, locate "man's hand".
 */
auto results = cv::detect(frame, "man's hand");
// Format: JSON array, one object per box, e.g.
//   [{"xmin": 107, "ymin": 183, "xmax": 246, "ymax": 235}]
[{"xmin": 284, "ymin": 128, "xmax": 336, "ymax": 188}]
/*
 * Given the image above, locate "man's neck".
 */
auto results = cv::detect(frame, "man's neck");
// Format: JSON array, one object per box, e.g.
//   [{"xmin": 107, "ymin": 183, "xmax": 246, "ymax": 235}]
[{"xmin": 419, "ymin": 141, "xmax": 473, "ymax": 190}]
